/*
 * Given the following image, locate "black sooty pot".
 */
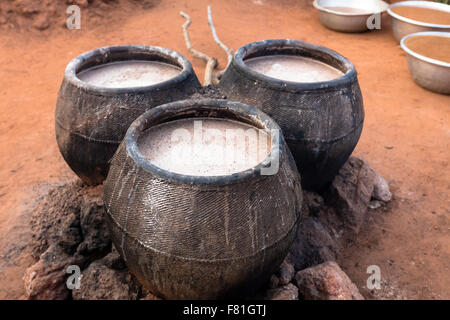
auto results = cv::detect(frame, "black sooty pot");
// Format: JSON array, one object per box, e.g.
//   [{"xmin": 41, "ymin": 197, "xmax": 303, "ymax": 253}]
[
  {"xmin": 219, "ymin": 39, "xmax": 364, "ymax": 191},
  {"xmin": 104, "ymin": 98, "xmax": 303, "ymax": 299},
  {"xmin": 55, "ymin": 45, "xmax": 200, "ymax": 185}
]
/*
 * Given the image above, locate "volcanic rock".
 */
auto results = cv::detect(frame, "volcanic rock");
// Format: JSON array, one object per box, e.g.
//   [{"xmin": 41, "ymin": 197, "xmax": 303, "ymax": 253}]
[
  {"xmin": 286, "ymin": 217, "xmax": 337, "ymax": 271},
  {"xmin": 23, "ymin": 244, "xmax": 83, "ymax": 300},
  {"xmin": 295, "ymin": 261, "xmax": 364, "ymax": 300},
  {"xmin": 277, "ymin": 260, "xmax": 295, "ymax": 285},
  {"xmin": 324, "ymin": 157, "xmax": 376, "ymax": 233},
  {"xmin": 268, "ymin": 274, "xmax": 280, "ymax": 289},
  {"xmin": 72, "ymin": 259, "xmax": 140, "ymax": 300}
]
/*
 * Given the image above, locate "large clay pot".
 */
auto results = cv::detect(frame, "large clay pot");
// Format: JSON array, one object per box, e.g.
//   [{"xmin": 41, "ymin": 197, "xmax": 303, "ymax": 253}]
[
  {"xmin": 55, "ymin": 45, "xmax": 200, "ymax": 185},
  {"xmin": 219, "ymin": 39, "xmax": 364, "ymax": 191},
  {"xmin": 104, "ymin": 99, "xmax": 303, "ymax": 299}
]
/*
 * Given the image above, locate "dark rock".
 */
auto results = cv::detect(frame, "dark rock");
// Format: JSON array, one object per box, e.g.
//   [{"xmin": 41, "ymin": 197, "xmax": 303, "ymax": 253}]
[
  {"xmin": 76, "ymin": 193, "xmax": 111, "ymax": 262},
  {"xmin": 324, "ymin": 157, "xmax": 376, "ymax": 233},
  {"xmin": 27, "ymin": 181, "xmax": 112, "ymax": 300},
  {"xmin": 268, "ymin": 274, "xmax": 280, "ymax": 289},
  {"xmin": 266, "ymin": 283, "xmax": 299, "ymax": 300},
  {"xmin": 295, "ymin": 261, "xmax": 364, "ymax": 300},
  {"xmin": 58, "ymin": 212, "xmax": 82, "ymax": 255},
  {"xmin": 31, "ymin": 181, "xmax": 109, "ymax": 263},
  {"xmin": 286, "ymin": 217, "xmax": 337, "ymax": 271},
  {"xmin": 303, "ymin": 191, "xmax": 324, "ymax": 217},
  {"xmin": 101, "ymin": 247, "xmax": 126, "ymax": 271},
  {"xmin": 278, "ymin": 260, "xmax": 295, "ymax": 285},
  {"xmin": 72, "ymin": 261, "xmax": 140, "ymax": 300},
  {"xmin": 30, "ymin": 181, "xmax": 85, "ymax": 260}
]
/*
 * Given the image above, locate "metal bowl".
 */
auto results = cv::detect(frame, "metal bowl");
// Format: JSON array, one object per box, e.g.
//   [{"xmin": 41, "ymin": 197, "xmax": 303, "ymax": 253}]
[
  {"xmin": 400, "ymin": 31, "xmax": 450, "ymax": 95},
  {"xmin": 388, "ymin": 1, "xmax": 450, "ymax": 43},
  {"xmin": 313, "ymin": 0, "xmax": 389, "ymax": 33}
]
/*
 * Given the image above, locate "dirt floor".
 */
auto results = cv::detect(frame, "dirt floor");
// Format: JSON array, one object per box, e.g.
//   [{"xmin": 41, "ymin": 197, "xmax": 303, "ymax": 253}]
[{"xmin": 0, "ymin": 0, "xmax": 448, "ymax": 300}]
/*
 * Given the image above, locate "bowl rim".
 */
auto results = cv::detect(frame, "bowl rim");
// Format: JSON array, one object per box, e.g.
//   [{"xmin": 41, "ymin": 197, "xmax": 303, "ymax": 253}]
[
  {"xmin": 312, "ymin": 0, "xmax": 389, "ymax": 16},
  {"xmin": 64, "ymin": 45, "xmax": 195, "ymax": 94},
  {"xmin": 123, "ymin": 98, "xmax": 285, "ymax": 186},
  {"xmin": 387, "ymin": 1, "xmax": 450, "ymax": 29},
  {"xmin": 400, "ymin": 31, "xmax": 450, "ymax": 68}
]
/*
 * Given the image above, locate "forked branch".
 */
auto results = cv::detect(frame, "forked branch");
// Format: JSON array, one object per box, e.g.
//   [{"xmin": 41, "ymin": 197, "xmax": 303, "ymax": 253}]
[
  {"xmin": 207, "ymin": 6, "xmax": 233, "ymax": 82},
  {"xmin": 180, "ymin": 11, "xmax": 217, "ymax": 86}
]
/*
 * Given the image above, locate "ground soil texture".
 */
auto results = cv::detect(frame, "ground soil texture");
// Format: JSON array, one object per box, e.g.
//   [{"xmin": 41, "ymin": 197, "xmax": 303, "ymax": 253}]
[{"xmin": 0, "ymin": 0, "xmax": 448, "ymax": 299}]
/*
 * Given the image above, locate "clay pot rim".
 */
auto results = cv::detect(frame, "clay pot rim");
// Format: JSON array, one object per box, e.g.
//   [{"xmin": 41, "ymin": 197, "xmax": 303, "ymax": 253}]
[
  {"xmin": 231, "ymin": 39, "xmax": 357, "ymax": 91},
  {"xmin": 124, "ymin": 98, "xmax": 285, "ymax": 186},
  {"xmin": 388, "ymin": 1, "xmax": 450, "ymax": 29},
  {"xmin": 401, "ymin": 31, "xmax": 450, "ymax": 67},
  {"xmin": 64, "ymin": 45, "xmax": 195, "ymax": 95}
]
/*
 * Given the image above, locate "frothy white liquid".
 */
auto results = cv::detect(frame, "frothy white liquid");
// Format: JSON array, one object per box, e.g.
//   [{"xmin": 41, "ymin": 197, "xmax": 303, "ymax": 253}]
[
  {"xmin": 77, "ymin": 60, "xmax": 181, "ymax": 88},
  {"xmin": 245, "ymin": 55, "xmax": 344, "ymax": 83},
  {"xmin": 138, "ymin": 118, "xmax": 271, "ymax": 176}
]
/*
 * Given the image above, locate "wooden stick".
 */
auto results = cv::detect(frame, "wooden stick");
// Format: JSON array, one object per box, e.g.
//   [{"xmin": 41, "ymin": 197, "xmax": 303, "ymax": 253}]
[
  {"xmin": 207, "ymin": 6, "xmax": 233, "ymax": 83},
  {"xmin": 180, "ymin": 11, "xmax": 217, "ymax": 86}
]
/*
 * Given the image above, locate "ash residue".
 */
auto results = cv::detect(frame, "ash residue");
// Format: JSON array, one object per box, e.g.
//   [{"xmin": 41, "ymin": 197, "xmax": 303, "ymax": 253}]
[
  {"xmin": 189, "ymin": 85, "xmax": 227, "ymax": 100},
  {"xmin": 25, "ymin": 180, "xmax": 142, "ymax": 300}
]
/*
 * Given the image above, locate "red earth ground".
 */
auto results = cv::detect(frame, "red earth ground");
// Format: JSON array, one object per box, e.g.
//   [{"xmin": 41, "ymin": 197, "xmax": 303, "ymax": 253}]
[{"xmin": 0, "ymin": 0, "xmax": 448, "ymax": 299}]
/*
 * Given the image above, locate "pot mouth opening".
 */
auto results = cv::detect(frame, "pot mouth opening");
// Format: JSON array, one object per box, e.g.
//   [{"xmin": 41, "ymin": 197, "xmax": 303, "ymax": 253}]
[
  {"xmin": 236, "ymin": 40, "xmax": 356, "ymax": 88},
  {"xmin": 243, "ymin": 48, "xmax": 347, "ymax": 71},
  {"xmin": 125, "ymin": 99, "xmax": 283, "ymax": 185},
  {"xmin": 75, "ymin": 52, "xmax": 183, "ymax": 75},
  {"xmin": 65, "ymin": 45, "xmax": 191, "ymax": 93}
]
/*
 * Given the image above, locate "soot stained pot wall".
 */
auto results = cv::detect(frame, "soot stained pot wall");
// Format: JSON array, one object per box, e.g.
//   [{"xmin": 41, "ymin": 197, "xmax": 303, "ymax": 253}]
[
  {"xmin": 103, "ymin": 99, "xmax": 303, "ymax": 299},
  {"xmin": 219, "ymin": 39, "xmax": 364, "ymax": 191},
  {"xmin": 55, "ymin": 45, "xmax": 201, "ymax": 185}
]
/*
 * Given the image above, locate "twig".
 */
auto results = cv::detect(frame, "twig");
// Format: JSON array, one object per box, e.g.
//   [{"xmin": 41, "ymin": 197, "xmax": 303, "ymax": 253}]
[
  {"xmin": 180, "ymin": 11, "xmax": 217, "ymax": 86},
  {"xmin": 207, "ymin": 6, "xmax": 233, "ymax": 83}
]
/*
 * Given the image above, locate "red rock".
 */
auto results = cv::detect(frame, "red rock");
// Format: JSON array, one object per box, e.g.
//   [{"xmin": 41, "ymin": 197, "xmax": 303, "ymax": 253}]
[
  {"xmin": 72, "ymin": 261, "xmax": 140, "ymax": 300},
  {"xmin": 23, "ymin": 244, "xmax": 78, "ymax": 300},
  {"xmin": 295, "ymin": 261, "xmax": 364, "ymax": 300}
]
